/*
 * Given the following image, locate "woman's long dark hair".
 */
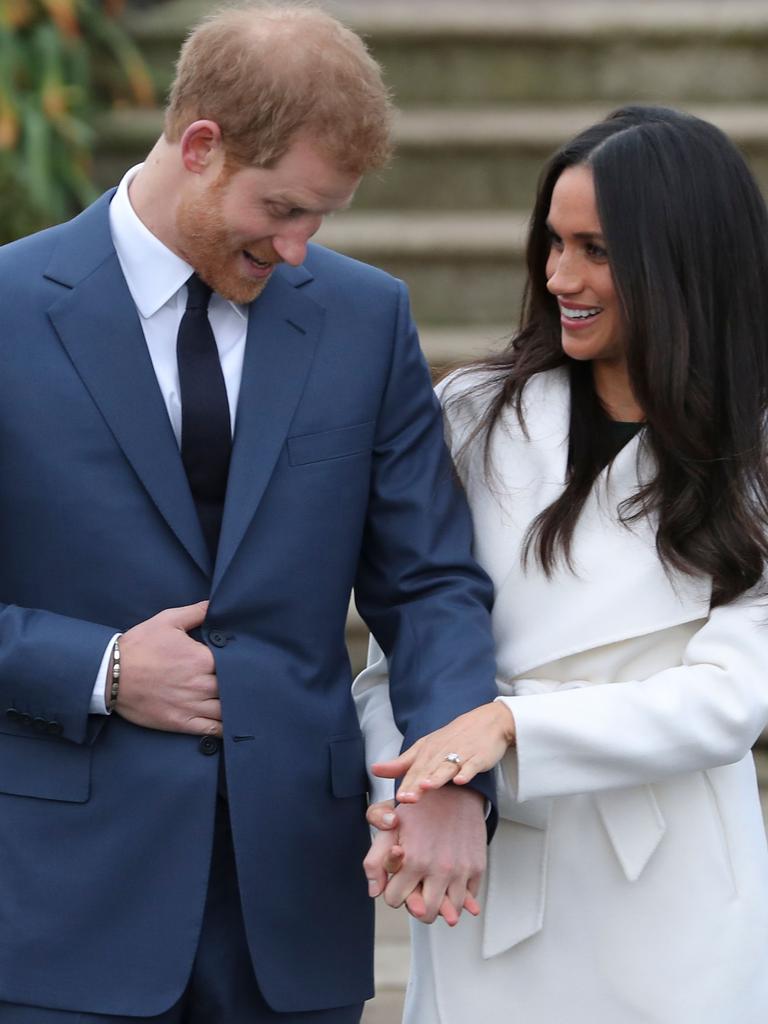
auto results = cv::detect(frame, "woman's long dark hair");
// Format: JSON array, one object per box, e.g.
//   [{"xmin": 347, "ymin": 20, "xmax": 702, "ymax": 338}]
[{"xmin": 450, "ymin": 105, "xmax": 768, "ymax": 605}]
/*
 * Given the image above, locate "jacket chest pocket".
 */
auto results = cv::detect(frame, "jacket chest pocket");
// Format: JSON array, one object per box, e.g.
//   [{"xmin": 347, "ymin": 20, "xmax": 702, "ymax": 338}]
[
  {"xmin": 287, "ymin": 421, "xmax": 375, "ymax": 466},
  {"xmin": 0, "ymin": 730, "xmax": 91, "ymax": 803}
]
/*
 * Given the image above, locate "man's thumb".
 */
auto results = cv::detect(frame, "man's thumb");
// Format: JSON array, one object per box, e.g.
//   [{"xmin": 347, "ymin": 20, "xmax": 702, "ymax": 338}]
[{"xmin": 167, "ymin": 600, "xmax": 209, "ymax": 631}]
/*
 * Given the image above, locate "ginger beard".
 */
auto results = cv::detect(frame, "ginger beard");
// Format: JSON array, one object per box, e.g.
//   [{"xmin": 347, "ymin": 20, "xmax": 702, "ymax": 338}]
[{"xmin": 175, "ymin": 169, "xmax": 279, "ymax": 305}]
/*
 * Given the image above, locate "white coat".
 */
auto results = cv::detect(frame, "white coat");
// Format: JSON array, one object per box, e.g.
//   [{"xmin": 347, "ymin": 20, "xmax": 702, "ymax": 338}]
[{"xmin": 354, "ymin": 367, "xmax": 768, "ymax": 1024}]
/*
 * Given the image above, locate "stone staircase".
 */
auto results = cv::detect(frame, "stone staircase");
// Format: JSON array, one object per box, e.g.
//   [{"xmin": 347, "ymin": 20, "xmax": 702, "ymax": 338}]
[{"xmin": 101, "ymin": 4, "xmax": 768, "ymax": 1018}]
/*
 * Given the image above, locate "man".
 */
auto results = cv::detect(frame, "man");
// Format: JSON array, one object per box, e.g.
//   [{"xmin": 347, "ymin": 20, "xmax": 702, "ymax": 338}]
[{"xmin": 0, "ymin": 3, "xmax": 497, "ymax": 1021}]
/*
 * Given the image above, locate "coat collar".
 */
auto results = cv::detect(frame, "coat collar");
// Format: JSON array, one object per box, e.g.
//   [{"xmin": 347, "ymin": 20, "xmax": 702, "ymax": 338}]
[{"xmin": 455, "ymin": 368, "xmax": 712, "ymax": 676}]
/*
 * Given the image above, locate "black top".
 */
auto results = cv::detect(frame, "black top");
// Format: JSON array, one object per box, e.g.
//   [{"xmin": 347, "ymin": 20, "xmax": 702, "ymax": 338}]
[{"xmin": 595, "ymin": 418, "xmax": 643, "ymax": 471}]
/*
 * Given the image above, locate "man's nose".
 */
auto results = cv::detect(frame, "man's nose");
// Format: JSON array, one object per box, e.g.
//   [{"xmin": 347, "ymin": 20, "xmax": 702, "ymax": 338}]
[{"xmin": 273, "ymin": 217, "xmax": 323, "ymax": 267}]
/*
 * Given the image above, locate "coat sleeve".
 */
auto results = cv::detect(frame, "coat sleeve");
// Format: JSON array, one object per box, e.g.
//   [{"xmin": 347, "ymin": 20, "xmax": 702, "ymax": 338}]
[
  {"xmin": 0, "ymin": 604, "xmax": 119, "ymax": 744},
  {"xmin": 352, "ymin": 282, "xmax": 498, "ymax": 808},
  {"xmin": 500, "ymin": 590, "xmax": 768, "ymax": 803}
]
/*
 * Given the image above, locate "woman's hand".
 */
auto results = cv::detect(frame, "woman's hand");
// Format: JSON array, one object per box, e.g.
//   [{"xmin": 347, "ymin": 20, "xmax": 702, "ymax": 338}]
[{"xmin": 372, "ymin": 701, "xmax": 516, "ymax": 803}]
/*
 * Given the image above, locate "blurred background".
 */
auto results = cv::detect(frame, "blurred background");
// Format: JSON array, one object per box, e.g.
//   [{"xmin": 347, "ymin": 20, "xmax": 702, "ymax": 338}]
[{"xmin": 3, "ymin": 2, "xmax": 768, "ymax": 1019}]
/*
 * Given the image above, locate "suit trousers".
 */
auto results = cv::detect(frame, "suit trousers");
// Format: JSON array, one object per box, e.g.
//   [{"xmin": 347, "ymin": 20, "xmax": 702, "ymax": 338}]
[{"xmin": 0, "ymin": 798, "xmax": 363, "ymax": 1024}]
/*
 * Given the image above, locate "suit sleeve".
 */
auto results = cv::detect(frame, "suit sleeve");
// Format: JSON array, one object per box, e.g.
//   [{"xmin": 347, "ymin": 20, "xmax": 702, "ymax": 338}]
[
  {"xmin": 500, "ymin": 591, "xmax": 768, "ymax": 803},
  {"xmin": 353, "ymin": 281, "xmax": 498, "ymax": 810},
  {"xmin": 0, "ymin": 604, "xmax": 120, "ymax": 744}
]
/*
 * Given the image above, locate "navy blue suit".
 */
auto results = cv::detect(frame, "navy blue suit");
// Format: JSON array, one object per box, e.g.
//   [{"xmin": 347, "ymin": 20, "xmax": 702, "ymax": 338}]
[{"xmin": 0, "ymin": 193, "xmax": 497, "ymax": 1016}]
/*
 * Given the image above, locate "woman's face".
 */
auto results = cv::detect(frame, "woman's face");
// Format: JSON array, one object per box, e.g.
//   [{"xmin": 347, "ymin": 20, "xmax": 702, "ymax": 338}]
[{"xmin": 545, "ymin": 164, "xmax": 624, "ymax": 368}]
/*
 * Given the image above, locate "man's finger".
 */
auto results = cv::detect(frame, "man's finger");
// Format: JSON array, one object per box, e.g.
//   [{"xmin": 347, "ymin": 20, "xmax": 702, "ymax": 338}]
[
  {"xmin": 364, "ymin": 830, "xmax": 397, "ymax": 898},
  {"xmin": 162, "ymin": 600, "xmax": 210, "ymax": 632},
  {"xmin": 383, "ymin": 845, "xmax": 404, "ymax": 874},
  {"xmin": 183, "ymin": 718, "xmax": 223, "ymax": 737},
  {"xmin": 366, "ymin": 801, "xmax": 398, "ymax": 830}
]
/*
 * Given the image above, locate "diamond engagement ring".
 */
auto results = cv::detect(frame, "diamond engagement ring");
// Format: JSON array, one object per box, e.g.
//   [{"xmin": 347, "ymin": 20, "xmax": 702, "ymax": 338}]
[{"xmin": 444, "ymin": 752, "xmax": 462, "ymax": 766}]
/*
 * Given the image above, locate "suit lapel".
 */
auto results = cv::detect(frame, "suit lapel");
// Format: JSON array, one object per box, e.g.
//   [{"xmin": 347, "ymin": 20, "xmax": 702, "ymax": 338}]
[
  {"xmin": 212, "ymin": 268, "xmax": 324, "ymax": 591},
  {"xmin": 45, "ymin": 197, "xmax": 210, "ymax": 575}
]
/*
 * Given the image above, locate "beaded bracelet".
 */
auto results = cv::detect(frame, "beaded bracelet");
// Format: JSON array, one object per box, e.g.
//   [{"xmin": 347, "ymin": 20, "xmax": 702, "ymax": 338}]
[{"xmin": 108, "ymin": 636, "xmax": 121, "ymax": 711}]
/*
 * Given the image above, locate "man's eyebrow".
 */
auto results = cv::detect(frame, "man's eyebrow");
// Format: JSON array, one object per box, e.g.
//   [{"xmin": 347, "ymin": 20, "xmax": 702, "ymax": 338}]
[{"xmin": 267, "ymin": 191, "xmax": 355, "ymax": 215}]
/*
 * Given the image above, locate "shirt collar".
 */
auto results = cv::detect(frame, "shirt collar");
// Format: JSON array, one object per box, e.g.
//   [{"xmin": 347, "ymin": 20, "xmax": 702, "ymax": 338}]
[{"xmin": 108, "ymin": 164, "xmax": 247, "ymax": 322}]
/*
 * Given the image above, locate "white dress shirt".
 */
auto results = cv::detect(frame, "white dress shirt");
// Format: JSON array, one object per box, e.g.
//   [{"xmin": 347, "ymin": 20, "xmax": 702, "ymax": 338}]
[{"xmin": 91, "ymin": 165, "xmax": 249, "ymax": 712}]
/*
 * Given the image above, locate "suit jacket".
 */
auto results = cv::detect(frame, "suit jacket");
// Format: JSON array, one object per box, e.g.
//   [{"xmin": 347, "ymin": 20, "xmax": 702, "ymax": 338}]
[
  {"xmin": 0, "ymin": 193, "xmax": 497, "ymax": 1016},
  {"xmin": 356, "ymin": 367, "xmax": 768, "ymax": 1023}
]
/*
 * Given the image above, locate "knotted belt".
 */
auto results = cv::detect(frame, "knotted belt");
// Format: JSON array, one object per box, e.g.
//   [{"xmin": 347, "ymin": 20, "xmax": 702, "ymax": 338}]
[{"xmin": 481, "ymin": 678, "xmax": 667, "ymax": 959}]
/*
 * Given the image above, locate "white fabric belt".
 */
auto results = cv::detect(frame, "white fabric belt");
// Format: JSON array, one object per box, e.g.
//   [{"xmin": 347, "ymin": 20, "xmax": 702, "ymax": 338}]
[{"xmin": 482, "ymin": 678, "xmax": 667, "ymax": 959}]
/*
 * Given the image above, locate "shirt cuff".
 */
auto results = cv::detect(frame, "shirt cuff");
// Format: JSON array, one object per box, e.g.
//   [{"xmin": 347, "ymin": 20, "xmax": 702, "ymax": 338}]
[{"xmin": 90, "ymin": 634, "xmax": 121, "ymax": 715}]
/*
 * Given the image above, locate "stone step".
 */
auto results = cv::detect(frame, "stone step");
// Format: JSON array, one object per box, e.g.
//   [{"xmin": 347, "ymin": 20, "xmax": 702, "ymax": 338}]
[
  {"xmin": 126, "ymin": 0, "xmax": 768, "ymax": 107},
  {"xmin": 93, "ymin": 103, "xmax": 768, "ymax": 211},
  {"xmin": 315, "ymin": 211, "xmax": 524, "ymax": 326}
]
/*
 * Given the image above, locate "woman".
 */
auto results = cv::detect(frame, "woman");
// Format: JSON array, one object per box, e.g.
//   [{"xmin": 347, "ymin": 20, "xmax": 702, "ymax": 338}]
[{"xmin": 354, "ymin": 106, "xmax": 768, "ymax": 1023}]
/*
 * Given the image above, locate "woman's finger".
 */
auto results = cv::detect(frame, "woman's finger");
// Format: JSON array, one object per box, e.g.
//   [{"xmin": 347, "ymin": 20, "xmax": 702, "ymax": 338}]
[
  {"xmin": 371, "ymin": 750, "xmax": 415, "ymax": 778},
  {"xmin": 395, "ymin": 704, "xmax": 516, "ymax": 798},
  {"xmin": 398, "ymin": 758, "xmax": 462, "ymax": 800},
  {"xmin": 463, "ymin": 892, "xmax": 482, "ymax": 916},
  {"xmin": 438, "ymin": 894, "xmax": 460, "ymax": 927},
  {"xmin": 464, "ymin": 874, "xmax": 482, "ymax": 916},
  {"xmin": 405, "ymin": 887, "xmax": 426, "ymax": 919}
]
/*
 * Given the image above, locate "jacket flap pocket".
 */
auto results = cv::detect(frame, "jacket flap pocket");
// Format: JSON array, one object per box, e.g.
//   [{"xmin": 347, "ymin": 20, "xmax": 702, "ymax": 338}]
[
  {"xmin": 0, "ymin": 730, "xmax": 91, "ymax": 803},
  {"xmin": 329, "ymin": 735, "xmax": 368, "ymax": 798},
  {"xmin": 288, "ymin": 421, "xmax": 375, "ymax": 466}
]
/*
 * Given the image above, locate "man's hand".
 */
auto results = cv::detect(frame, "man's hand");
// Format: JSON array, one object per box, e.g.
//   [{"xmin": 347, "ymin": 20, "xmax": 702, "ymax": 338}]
[
  {"xmin": 378, "ymin": 786, "xmax": 486, "ymax": 925},
  {"xmin": 114, "ymin": 601, "xmax": 221, "ymax": 736},
  {"xmin": 363, "ymin": 801, "xmax": 403, "ymax": 898}
]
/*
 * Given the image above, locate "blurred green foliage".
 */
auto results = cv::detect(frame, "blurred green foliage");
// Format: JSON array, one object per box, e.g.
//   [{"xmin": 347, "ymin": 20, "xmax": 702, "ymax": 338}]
[{"xmin": 0, "ymin": 0, "xmax": 154, "ymax": 243}]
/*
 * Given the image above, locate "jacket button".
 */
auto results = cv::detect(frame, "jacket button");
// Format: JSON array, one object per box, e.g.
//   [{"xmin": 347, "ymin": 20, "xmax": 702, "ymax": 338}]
[
  {"xmin": 46, "ymin": 721, "xmax": 63, "ymax": 737},
  {"xmin": 5, "ymin": 708, "xmax": 20, "ymax": 722},
  {"xmin": 208, "ymin": 630, "xmax": 228, "ymax": 648},
  {"xmin": 199, "ymin": 736, "xmax": 220, "ymax": 756},
  {"xmin": 32, "ymin": 717, "xmax": 48, "ymax": 732},
  {"xmin": 18, "ymin": 713, "xmax": 32, "ymax": 728}
]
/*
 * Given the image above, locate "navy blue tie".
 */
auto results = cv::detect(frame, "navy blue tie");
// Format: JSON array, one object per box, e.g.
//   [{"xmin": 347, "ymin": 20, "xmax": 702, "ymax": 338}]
[{"xmin": 177, "ymin": 274, "xmax": 232, "ymax": 559}]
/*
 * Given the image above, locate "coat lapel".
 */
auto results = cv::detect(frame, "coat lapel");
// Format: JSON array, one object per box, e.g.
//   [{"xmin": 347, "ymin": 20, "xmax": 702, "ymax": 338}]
[
  {"xmin": 45, "ymin": 195, "xmax": 210, "ymax": 575},
  {"xmin": 461, "ymin": 369, "xmax": 712, "ymax": 677},
  {"xmin": 212, "ymin": 267, "xmax": 324, "ymax": 592}
]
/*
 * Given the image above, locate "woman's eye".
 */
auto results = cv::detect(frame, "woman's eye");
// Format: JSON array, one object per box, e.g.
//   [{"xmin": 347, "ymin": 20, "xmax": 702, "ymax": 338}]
[
  {"xmin": 586, "ymin": 242, "xmax": 608, "ymax": 260},
  {"xmin": 548, "ymin": 230, "xmax": 563, "ymax": 251}
]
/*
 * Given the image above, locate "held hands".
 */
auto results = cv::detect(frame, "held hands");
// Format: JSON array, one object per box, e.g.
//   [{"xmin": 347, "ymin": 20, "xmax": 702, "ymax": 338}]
[
  {"xmin": 364, "ymin": 787, "xmax": 486, "ymax": 926},
  {"xmin": 112, "ymin": 601, "xmax": 222, "ymax": 736},
  {"xmin": 373, "ymin": 701, "xmax": 516, "ymax": 803}
]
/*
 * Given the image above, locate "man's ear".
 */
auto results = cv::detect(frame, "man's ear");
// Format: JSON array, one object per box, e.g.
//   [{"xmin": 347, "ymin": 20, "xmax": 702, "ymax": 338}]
[{"xmin": 180, "ymin": 120, "xmax": 224, "ymax": 174}]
